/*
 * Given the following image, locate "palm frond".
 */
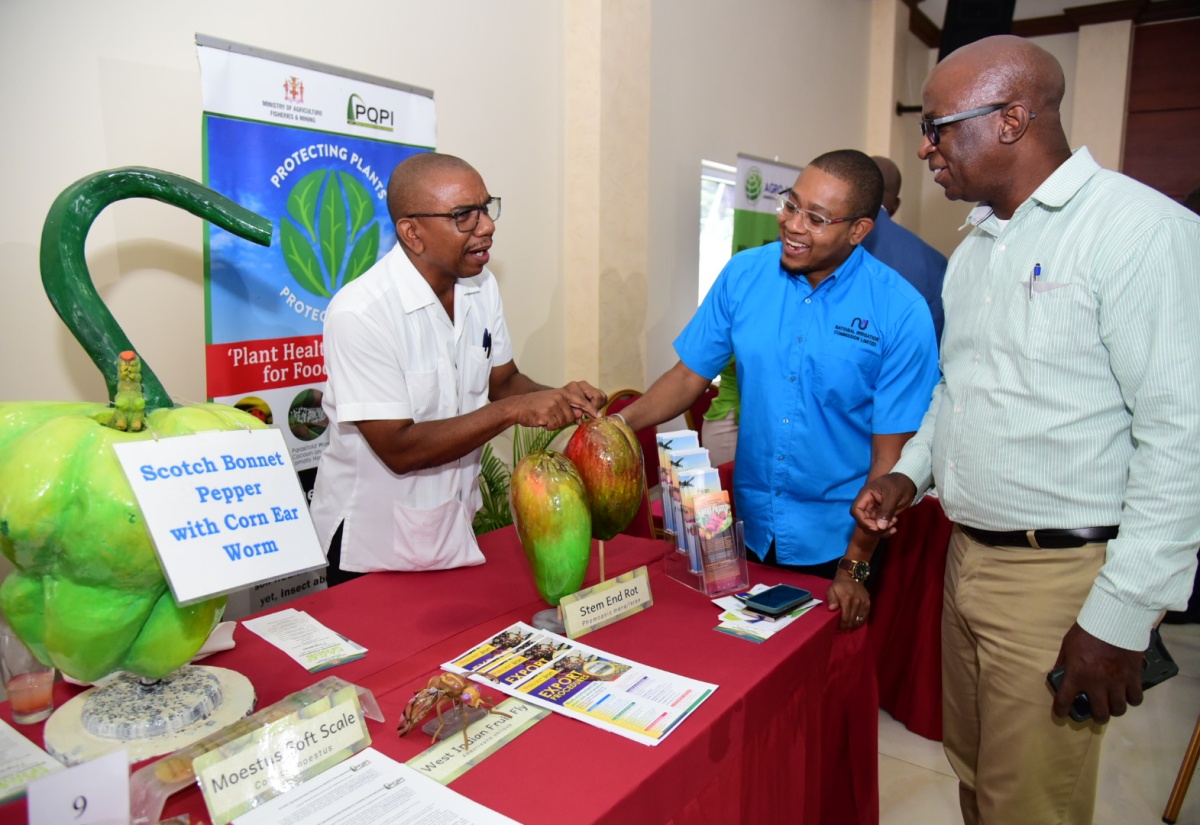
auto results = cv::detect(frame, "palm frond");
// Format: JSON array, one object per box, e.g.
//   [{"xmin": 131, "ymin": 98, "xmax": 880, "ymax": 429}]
[
  {"xmin": 473, "ymin": 442, "xmax": 514, "ymax": 535},
  {"xmin": 512, "ymin": 423, "xmax": 568, "ymax": 466}
]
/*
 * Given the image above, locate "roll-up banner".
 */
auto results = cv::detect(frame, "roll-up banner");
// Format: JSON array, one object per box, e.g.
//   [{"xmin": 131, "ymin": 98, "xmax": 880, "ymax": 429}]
[
  {"xmin": 197, "ymin": 35, "xmax": 436, "ymax": 615},
  {"xmin": 733, "ymin": 153, "xmax": 803, "ymax": 254}
]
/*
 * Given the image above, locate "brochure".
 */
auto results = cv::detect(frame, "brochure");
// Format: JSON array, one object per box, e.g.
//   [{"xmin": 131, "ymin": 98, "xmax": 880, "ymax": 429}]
[
  {"xmin": 666, "ymin": 446, "xmax": 710, "ymax": 557},
  {"xmin": 242, "ymin": 608, "xmax": 367, "ymax": 672},
  {"xmin": 712, "ymin": 584, "xmax": 822, "ymax": 643},
  {"xmin": 691, "ymin": 491, "xmax": 746, "ymax": 593},
  {"xmin": 0, "ymin": 718, "xmax": 62, "ymax": 803},
  {"xmin": 655, "ymin": 430, "xmax": 697, "ymax": 535},
  {"xmin": 678, "ymin": 468, "xmax": 723, "ymax": 571},
  {"xmin": 234, "ymin": 747, "xmax": 518, "ymax": 824},
  {"xmin": 443, "ymin": 622, "xmax": 716, "ymax": 746}
]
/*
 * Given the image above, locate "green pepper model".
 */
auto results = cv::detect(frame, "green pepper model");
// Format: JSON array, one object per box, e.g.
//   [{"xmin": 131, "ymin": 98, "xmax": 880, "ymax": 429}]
[{"xmin": 0, "ymin": 168, "xmax": 272, "ymax": 682}]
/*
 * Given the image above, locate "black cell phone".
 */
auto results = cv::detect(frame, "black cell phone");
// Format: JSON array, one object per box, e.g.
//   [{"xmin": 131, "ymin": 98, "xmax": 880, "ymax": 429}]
[
  {"xmin": 1046, "ymin": 627, "xmax": 1179, "ymax": 722},
  {"xmin": 741, "ymin": 584, "xmax": 813, "ymax": 617}
]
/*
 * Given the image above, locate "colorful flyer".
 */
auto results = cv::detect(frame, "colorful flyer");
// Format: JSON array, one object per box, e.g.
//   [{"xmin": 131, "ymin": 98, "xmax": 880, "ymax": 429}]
[{"xmin": 443, "ymin": 623, "xmax": 716, "ymax": 746}]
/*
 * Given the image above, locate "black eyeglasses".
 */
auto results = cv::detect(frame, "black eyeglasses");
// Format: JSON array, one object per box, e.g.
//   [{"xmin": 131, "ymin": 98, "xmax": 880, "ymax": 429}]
[
  {"xmin": 404, "ymin": 196, "xmax": 501, "ymax": 232},
  {"xmin": 920, "ymin": 103, "xmax": 1008, "ymax": 146}
]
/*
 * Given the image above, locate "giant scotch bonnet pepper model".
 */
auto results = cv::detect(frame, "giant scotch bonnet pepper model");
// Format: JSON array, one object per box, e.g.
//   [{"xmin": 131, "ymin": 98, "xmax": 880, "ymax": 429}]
[{"xmin": 0, "ymin": 168, "xmax": 272, "ymax": 682}]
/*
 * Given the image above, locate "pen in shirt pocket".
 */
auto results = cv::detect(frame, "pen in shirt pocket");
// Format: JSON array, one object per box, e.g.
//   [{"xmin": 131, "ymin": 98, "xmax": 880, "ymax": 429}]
[
  {"xmin": 482, "ymin": 328, "xmax": 492, "ymax": 358},
  {"xmin": 1028, "ymin": 262, "xmax": 1041, "ymax": 299}
]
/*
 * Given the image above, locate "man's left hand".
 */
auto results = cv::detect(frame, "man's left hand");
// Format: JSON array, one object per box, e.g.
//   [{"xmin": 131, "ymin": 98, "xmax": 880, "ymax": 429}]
[
  {"xmin": 562, "ymin": 381, "xmax": 607, "ymax": 420},
  {"xmin": 1051, "ymin": 622, "xmax": 1145, "ymax": 724},
  {"xmin": 826, "ymin": 575, "xmax": 870, "ymax": 632}
]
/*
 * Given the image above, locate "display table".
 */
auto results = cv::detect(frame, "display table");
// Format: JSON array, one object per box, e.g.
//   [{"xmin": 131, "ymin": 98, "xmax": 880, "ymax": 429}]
[
  {"xmin": 869, "ymin": 495, "xmax": 954, "ymax": 741},
  {"xmin": 1, "ymin": 528, "xmax": 877, "ymax": 825}
]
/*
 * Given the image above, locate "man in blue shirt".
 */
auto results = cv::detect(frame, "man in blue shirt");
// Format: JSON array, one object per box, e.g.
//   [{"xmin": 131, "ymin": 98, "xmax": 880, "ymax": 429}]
[
  {"xmin": 862, "ymin": 156, "xmax": 949, "ymax": 345},
  {"xmin": 620, "ymin": 149, "xmax": 939, "ymax": 631}
]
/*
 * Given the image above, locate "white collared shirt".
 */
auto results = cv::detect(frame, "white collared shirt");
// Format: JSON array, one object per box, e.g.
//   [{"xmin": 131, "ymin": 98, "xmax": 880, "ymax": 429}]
[{"xmin": 310, "ymin": 244, "xmax": 513, "ymax": 572}]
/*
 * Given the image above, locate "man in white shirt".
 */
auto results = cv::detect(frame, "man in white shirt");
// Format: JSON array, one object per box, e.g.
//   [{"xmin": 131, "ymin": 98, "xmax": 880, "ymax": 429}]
[{"xmin": 311, "ymin": 153, "xmax": 605, "ymax": 583}]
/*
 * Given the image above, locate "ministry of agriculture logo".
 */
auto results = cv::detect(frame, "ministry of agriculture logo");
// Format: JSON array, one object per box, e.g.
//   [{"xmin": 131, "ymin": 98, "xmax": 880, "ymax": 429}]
[
  {"xmin": 744, "ymin": 166, "xmax": 764, "ymax": 202},
  {"xmin": 283, "ymin": 76, "xmax": 304, "ymax": 103}
]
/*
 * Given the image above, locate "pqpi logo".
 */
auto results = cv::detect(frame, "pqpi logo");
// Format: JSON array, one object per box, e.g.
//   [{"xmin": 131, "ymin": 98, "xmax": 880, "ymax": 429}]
[
  {"xmin": 744, "ymin": 166, "xmax": 763, "ymax": 202},
  {"xmin": 283, "ymin": 76, "xmax": 304, "ymax": 103},
  {"xmin": 347, "ymin": 93, "xmax": 394, "ymax": 132}
]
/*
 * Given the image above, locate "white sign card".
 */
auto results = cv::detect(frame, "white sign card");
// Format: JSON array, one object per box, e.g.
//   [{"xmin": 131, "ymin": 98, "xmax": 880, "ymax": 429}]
[
  {"xmin": 26, "ymin": 748, "xmax": 129, "ymax": 825},
  {"xmin": 114, "ymin": 428, "xmax": 327, "ymax": 605},
  {"xmin": 558, "ymin": 566, "xmax": 654, "ymax": 638}
]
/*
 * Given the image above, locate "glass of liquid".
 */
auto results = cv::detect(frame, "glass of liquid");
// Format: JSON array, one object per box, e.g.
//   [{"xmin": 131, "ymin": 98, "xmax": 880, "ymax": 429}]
[{"xmin": 1, "ymin": 621, "xmax": 55, "ymax": 724}]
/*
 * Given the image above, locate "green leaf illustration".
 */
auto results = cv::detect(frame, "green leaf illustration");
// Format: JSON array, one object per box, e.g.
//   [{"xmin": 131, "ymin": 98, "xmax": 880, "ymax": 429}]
[
  {"xmin": 341, "ymin": 222, "xmax": 379, "ymax": 289},
  {"xmin": 287, "ymin": 169, "xmax": 325, "ymax": 241},
  {"xmin": 319, "ymin": 176, "xmax": 347, "ymax": 286},
  {"xmin": 281, "ymin": 218, "xmax": 330, "ymax": 298},
  {"xmin": 338, "ymin": 171, "xmax": 374, "ymax": 239}
]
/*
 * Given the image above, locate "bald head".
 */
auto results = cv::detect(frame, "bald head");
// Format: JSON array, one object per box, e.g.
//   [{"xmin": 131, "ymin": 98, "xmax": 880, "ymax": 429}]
[
  {"xmin": 921, "ymin": 35, "xmax": 1073, "ymax": 217},
  {"xmin": 386, "ymin": 153, "xmax": 478, "ymax": 225},
  {"xmin": 872, "ymin": 156, "xmax": 902, "ymax": 216},
  {"xmin": 932, "ymin": 35, "xmax": 1066, "ymax": 127}
]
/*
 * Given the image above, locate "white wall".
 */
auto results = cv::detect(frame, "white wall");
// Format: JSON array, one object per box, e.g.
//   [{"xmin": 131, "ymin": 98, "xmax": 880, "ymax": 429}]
[
  {"xmin": 0, "ymin": 0, "xmax": 567, "ymax": 404},
  {"xmin": 645, "ymin": 0, "xmax": 875, "ymax": 384}
]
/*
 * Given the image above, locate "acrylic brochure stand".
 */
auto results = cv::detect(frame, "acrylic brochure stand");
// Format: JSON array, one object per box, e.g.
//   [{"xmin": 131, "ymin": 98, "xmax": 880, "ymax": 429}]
[{"xmin": 664, "ymin": 519, "xmax": 749, "ymax": 598}]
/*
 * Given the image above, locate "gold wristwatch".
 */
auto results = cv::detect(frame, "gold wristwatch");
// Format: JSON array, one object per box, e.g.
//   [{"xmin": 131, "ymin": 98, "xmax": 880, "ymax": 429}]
[{"xmin": 837, "ymin": 557, "xmax": 870, "ymax": 583}]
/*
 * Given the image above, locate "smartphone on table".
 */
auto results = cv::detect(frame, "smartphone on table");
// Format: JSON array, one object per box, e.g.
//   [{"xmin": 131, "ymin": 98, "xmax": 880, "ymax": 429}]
[{"xmin": 739, "ymin": 584, "xmax": 813, "ymax": 617}]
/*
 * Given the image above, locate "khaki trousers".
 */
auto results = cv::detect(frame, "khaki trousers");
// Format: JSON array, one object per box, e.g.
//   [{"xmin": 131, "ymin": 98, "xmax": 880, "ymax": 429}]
[{"xmin": 943, "ymin": 526, "xmax": 1107, "ymax": 825}]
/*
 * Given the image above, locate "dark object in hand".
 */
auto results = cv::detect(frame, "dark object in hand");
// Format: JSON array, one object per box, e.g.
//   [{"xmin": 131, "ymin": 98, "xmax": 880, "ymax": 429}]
[{"xmin": 1046, "ymin": 627, "xmax": 1179, "ymax": 722}]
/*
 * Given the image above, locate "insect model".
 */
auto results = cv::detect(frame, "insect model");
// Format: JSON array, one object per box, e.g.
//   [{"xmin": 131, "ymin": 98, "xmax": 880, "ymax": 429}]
[{"xmin": 397, "ymin": 672, "xmax": 511, "ymax": 750}]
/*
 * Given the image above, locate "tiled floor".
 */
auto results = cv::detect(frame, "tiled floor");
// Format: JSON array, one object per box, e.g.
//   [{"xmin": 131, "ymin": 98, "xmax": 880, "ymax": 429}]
[{"xmin": 879, "ymin": 622, "xmax": 1200, "ymax": 824}]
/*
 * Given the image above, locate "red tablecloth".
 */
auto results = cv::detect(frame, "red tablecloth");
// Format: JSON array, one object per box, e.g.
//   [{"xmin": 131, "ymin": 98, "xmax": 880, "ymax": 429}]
[
  {"xmin": 868, "ymin": 496, "xmax": 953, "ymax": 741},
  {"xmin": 2, "ymin": 529, "xmax": 878, "ymax": 825}
]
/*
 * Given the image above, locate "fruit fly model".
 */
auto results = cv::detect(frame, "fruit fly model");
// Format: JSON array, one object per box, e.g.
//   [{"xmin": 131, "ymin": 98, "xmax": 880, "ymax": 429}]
[{"xmin": 397, "ymin": 672, "xmax": 511, "ymax": 750}]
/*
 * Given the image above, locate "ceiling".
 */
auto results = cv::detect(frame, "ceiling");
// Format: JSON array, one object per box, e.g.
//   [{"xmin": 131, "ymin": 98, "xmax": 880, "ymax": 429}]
[
  {"xmin": 919, "ymin": 0, "xmax": 1175, "ymax": 25},
  {"xmin": 919, "ymin": 1, "xmax": 1082, "ymax": 23}
]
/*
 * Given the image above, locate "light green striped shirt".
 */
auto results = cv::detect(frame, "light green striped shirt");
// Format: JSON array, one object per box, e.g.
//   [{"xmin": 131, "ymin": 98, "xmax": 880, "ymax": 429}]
[{"xmin": 893, "ymin": 148, "xmax": 1200, "ymax": 650}]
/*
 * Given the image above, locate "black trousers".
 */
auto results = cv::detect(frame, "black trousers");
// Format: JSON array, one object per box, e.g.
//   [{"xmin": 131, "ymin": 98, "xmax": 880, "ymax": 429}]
[{"xmin": 325, "ymin": 522, "xmax": 366, "ymax": 587}]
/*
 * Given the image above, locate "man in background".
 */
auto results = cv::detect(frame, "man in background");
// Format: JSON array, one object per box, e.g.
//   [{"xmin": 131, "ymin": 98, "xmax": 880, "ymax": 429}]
[
  {"xmin": 851, "ymin": 36, "xmax": 1200, "ymax": 824},
  {"xmin": 312, "ymin": 153, "xmax": 604, "ymax": 584},
  {"xmin": 861, "ymin": 155, "xmax": 949, "ymax": 345}
]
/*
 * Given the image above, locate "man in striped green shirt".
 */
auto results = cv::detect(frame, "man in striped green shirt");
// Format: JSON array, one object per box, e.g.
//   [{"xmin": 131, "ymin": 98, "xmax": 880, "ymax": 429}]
[{"xmin": 852, "ymin": 35, "xmax": 1200, "ymax": 825}]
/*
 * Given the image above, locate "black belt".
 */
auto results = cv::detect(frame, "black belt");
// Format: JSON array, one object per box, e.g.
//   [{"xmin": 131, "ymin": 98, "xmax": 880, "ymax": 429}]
[{"xmin": 960, "ymin": 524, "xmax": 1118, "ymax": 549}]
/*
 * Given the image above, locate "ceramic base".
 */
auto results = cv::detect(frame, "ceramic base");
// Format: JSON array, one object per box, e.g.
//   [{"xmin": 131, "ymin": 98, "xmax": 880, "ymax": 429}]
[
  {"xmin": 531, "ymin": 608, "xmax": 565, "ymax": 634},
  {"xmin": 44, "ymin": 665, "xmax": 255, "ymax": 766}
]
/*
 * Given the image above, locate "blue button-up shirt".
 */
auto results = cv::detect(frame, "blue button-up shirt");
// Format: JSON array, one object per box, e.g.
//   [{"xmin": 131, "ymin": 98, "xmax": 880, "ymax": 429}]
[{"xmin": 676, "ymin": 242, "xmax": 939, "ymax": 565}]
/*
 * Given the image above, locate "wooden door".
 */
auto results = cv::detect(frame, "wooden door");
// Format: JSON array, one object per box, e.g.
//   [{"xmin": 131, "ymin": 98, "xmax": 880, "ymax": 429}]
[{"xmin": 1122, "ymin": 18, "xmax": 1200, "ymax": 205}]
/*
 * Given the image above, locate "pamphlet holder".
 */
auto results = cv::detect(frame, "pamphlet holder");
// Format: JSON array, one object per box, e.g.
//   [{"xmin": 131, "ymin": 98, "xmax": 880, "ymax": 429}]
[{"xmin": 663, "ymin": 519, "xmax": 749, "ymax": 598}]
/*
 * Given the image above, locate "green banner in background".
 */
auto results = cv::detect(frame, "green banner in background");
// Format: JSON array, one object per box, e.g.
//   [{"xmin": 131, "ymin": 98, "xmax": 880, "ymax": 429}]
[{"xmin": 733, "ymin": 153, "xmax": 803, "ymax": 254}]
